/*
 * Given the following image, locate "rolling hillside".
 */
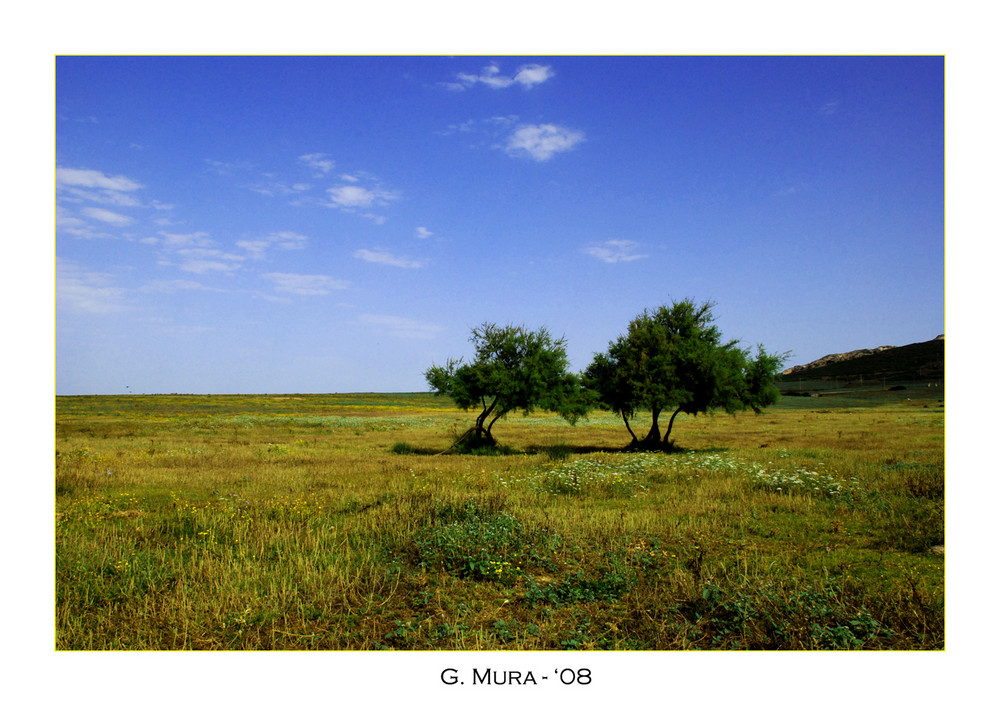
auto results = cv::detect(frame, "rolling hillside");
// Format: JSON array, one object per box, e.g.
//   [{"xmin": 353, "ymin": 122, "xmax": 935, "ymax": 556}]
[{"xmin": 780, "ymin": 335, "xmax": 944, "ymax": 385}]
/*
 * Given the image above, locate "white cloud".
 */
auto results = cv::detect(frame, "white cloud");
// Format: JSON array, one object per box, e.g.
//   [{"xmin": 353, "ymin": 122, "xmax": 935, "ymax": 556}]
[
  {"xmin": 358, "ymin": 314, "xmax": 444, "ymax": 340},
  {"xmin": 57, "ymin": 207, "xmax": 111, "ymax": 239},
  {"xmin": 506, "ymin": 124, "xmax": 585, "ymax": 161},
  {"xmin": 262, "ymin": 272, "xmax": 349, "ymax": 296},
  {"xmin": 204, "ymin": 158, "xmax": 255, "ymax": 175},
  {"xmin": 329, "ymin": 185, "xmax": 378, "ymax": 208},
  {"xmin": 237, "ymin": 231, "xmax": 308, "ymax": 259},
  {"xmin": 819, "ymin": 100, "xmax": 841, "ymax": 115},
  {"xmin": 299, "ymin": 153, "xmax": 336, "ymax": 174},
  {"xmin": 56, "ymin": 259, "xmax": 129, "ymax": 315},
  {"xmin": 513, "ymin": 64, "xmax": 555, "ymax": 88},
  {"xmin": 56, "ymin": 208, "xmax": 85, "ymax": 230},
  {"xmin": 82, "ymin": 207, "xmax": 133, "ymax": 226},
  {"xmin": 460, "ymin": 64, "xmax": 513, "ymax": 88},
  {"xmin": 56, "ymin": 167, "xmax": 145, "ymax": 237},
  {"xmin": 180, "ymin": 260, "xmax": 242, "ymax": 275},
  {"xmin": 415, "ymin": 226, "xmax": 433, "ymax": 239},
  {"xmin": 354, "ymin": 249, "xmax": 425, "ymax": 269},
  {"xmin": 246, "ymin": 183, "xmax": 286, "ymax": 197},
  {"xmin": 438, "ymin": 116, "xmax": 519, "ymax": 144},
  {"xmin": 56, "ymin": 167, "xmax": 142, "ymax": 192},
  {"xmin": 270, "ymin": 231, "xmax": 308, "ymax": 250},
  {"xmin": 156, "ymin": 231, "xmax": 244, "ymax": 274},
  {"xmin": 160, "ymin": 231, "xmax": 216, "ymax": 249},
  {"xmin": 139, "ymin": 279, "xmax": 213, "ymax": 294},
  {"xmin": 584, "ymin": 240, "xmax": 648, "ymax": 264},
  {"xmin": 327, "ymin": 183, "xmax": 398, "ymax": 212},
  {"xmin": 61, "ymin": 187, "xmax": 142, "ymax": 208},
  {"xmin": 451, "ymin": 63, "xmax": 554, "ymax": 90}
]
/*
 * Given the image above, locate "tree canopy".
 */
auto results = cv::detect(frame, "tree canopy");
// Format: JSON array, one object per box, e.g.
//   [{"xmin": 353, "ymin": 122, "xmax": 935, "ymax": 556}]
[
  {"xmin": 584, "ymin": 300, "xmax": 786, "ymax": 450},
  {"xmin": 425, "ymin": 323, "xmax": 588, "ymax": 449}
]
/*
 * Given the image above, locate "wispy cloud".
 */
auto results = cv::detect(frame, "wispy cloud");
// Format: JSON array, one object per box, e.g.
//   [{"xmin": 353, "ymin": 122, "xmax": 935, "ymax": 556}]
[
  {"xmin": 139, "ymin": 318, "xmax": 216, "ymax": 337},
  {"xmin": 438, "ymin": 115, "xmax": 518, "ymax": 137},
  {"xmin": 56, "ymin": 259, "xmax": 129, "ymax": 315},
  {"xmin": 56, "ymin": 167, "xmax": 142, "ymax": 192},
  {"xmin": 159, "ymin": 231, "xmax": 215, "ymax": 249},
  {"xmin": 506, "ymin": 124, "xmax": 585, "ymax": 162},
  {"xmin": 246, "ymin": 181, "xmax": 301, "ymax": 198},
  {"xmin": 57, "ymin": 166, "xmax": 146, "ymax": 238},
  {"xmin": 354, "ymin": 249, "xmax": 425, "ymax": 269},
  {"xmin": 62, "ymin": 187, "xmax": 143, "ymax": 208},
  {"xmin": 329, "ymin": 185, "xmax": 380, "ymax": 208},
  {"xmin": 82, "ymin": 207, "xmax": 133, "ymax": 226},
  {"xmin": 358, "ymin": 314, "xmax": 444, "ymax": 340},
  {"xmin": 204, "ymin": 158, "xmax": 256, "ymax": 176},
  {"xmin": 819, "ymin": 99, "xmax": 841, "ymax": 115},
  {"xmin": 156, "ymin": 231, "xmax": 244, "ymax": 275},
  {"xmin": 233, "ymin": 156, "xmax": 399, "ymax": 223},
  {"xmin": 298, "ymin": 152, "xmax": 336, "ymax": 175},
  {"xmin": 441, "ymin": 117, "xmax": 585, "ymax": 162},
  {"xmin": 179, "ymin": 259, "xmax": 243, "ymax": 275},
  {"xmin": 262, "ymin": 272, "xmax": 349, "ymax": 296},
  {"xmin": 513, "ymin": 64, "xmax": 555, "ymax": 87},
  {"xmin": 327, "ymin": 184, "xmax": 398, "ymax": 210},
  {"xmin": 446, "ymin": 63, "xmax": 554, "ymax": 91},
  {"xmin": 56, "ymin": 166, "xmax": 150, "ymax": 239},
  {"xmin": 236, "ymin": 231, "xmax": 308, "ymax": 259},
  {"xmin": 584, "ymin": 240, "xmax": 647, "ymax": 264},
  {"xmin": 415, "ymin": 226, "xmax": 433, "ymax": 239},
  {"xmin": 58, "ymin": 207, "xmax": 112, "ymax": 239},
  {"xmin": 138, "ymin": 279, "xmax": 215, "ymax": 294}
]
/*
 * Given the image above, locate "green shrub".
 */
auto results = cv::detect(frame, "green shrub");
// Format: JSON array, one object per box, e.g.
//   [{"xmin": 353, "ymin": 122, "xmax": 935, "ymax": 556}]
[
  {"xmin": 412, "ymin": 499, "xmax": 555, "ymax": 583},
  {"xmin": 524, "ymin": 568, "xmax": 636, "ymax": 606}
]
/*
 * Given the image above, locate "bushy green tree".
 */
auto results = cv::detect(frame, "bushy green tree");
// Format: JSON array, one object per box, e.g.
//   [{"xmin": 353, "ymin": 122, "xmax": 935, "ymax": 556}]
[
  {"xmin": 585, "ymin": 300, "xmax": 785, "ymax": 451},
  {"xmin": 425, "ymin": 323, "xmax": 589, "ymax": 449}
]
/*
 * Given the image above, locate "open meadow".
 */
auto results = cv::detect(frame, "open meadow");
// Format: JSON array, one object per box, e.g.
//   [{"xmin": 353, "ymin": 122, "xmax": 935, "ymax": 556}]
[{"xmin": 54, "ymin": 386, "xmax": 944, "ymax": 650}]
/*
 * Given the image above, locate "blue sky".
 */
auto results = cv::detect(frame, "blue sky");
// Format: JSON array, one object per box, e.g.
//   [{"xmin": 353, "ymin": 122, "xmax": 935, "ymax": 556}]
[{"xmin": 55, "ymin": 56, "xmax": 943, "ymax": 395}]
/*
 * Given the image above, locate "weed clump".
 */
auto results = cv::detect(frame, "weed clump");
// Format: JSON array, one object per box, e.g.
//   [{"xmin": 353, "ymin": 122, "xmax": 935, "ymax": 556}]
[
  {"xmin": 524, "ymin": 568, "xmax": 636, "ymax": 606},
  {"xmin": 412, "ymin": 498, "xmax": 555, "ymax": 583},
  {"xmin": 675, "ymin": 580, "xmax": 895, "ymax": 650}
]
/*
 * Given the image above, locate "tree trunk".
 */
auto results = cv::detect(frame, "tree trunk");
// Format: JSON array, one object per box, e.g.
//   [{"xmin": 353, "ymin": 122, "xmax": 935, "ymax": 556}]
[
  {"xmin": 476, "ymin": 399, "xmax": 498, "ymax": 436},
  {"xmin": 468, "ymin": 398, "xmax": 499, "ymax": 447},
  {"xmin": 663, "ymin": 407, "xmax": 683, "ymax": 451},
  {"xmin": 640, "ymin": 407, "xmax": 662, "ymax": 450},
  {"xmin": 486, "ymin": 407, "xmax": 506, "ymax": 442},
  {"xmin": 621, "ymin": 411, "xmax": 638, "ymax": 444}
]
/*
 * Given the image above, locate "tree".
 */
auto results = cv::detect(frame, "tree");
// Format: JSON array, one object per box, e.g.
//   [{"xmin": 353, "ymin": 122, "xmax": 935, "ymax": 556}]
[
  {"xmin": 584, "ymin": 300, "xmax": 786, "ymax": 451},
  {"xmin": 425, "ymin": 323, "xmax": 589, "ymax": 449}
]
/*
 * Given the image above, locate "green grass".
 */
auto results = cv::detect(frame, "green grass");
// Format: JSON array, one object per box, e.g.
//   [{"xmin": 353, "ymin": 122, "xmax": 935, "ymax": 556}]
[{"xmin": 55, "ymin": 390, "xmax": 944, "ymax": 650}]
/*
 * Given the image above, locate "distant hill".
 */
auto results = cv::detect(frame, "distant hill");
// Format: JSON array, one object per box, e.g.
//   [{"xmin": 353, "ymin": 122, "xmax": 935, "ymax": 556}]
[{"xmin": 780, "ymin": 335, "xmax": 944, "ymax": 384}]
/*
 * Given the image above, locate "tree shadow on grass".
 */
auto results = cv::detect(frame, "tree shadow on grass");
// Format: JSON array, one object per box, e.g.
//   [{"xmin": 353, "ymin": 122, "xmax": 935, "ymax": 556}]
[
  {"xmin": 391, "ymin": 440, "xmax": 733, "ymax": 458},
  {"xmin": 523, "ymin": 442, "xmax": 733, "ymax": 457},
  {"xmin": 388, "ymin": 442, "xmax": 442, "ymax": 456},
  {"xmin": 389, "ymin": 440, "xmax": 520, "ymax": 457}
]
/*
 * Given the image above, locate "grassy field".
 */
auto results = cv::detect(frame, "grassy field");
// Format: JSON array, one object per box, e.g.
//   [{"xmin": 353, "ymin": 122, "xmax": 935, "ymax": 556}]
[{"xmin": 54, "ymin": 385, "xmax": 944, "ymax": 650}]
